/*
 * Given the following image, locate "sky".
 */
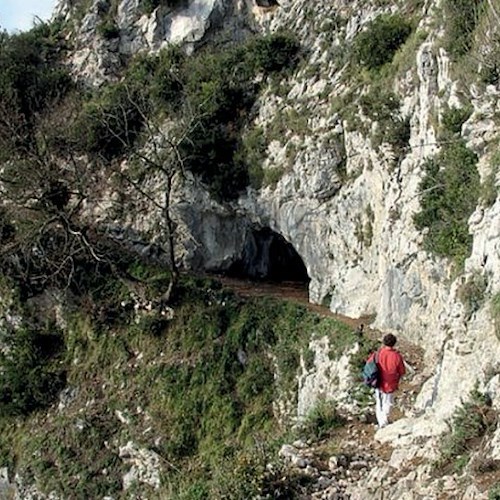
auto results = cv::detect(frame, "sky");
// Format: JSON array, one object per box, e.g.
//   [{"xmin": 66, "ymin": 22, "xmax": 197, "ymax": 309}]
[{"xmin": 0, "ymin": 0, "xmax": 58, "ymax": 33}]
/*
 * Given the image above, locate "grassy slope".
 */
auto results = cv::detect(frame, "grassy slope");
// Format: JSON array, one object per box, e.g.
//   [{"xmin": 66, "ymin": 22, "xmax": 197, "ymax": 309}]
[{"xmin": 0, "ymin": 275, "xmax": 356, "ymax": 498}]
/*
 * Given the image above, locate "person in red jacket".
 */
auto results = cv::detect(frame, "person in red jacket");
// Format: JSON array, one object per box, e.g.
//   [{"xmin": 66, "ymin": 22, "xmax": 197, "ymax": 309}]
[{"xmin": 375, "ymin": 333, "xmax": 405, "ymax": 428}]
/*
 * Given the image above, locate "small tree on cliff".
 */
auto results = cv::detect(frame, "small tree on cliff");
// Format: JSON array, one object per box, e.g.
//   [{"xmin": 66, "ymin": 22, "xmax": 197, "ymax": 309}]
[{"xmin": 72, "ymin": 76, "xmax": 206, "ymax": 302}]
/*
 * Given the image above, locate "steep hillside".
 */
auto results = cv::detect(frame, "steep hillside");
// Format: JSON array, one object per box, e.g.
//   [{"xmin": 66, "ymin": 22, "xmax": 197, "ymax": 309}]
[{"xmin": 1, "ymin": 0, "xmax": 500, "ymax": 497}]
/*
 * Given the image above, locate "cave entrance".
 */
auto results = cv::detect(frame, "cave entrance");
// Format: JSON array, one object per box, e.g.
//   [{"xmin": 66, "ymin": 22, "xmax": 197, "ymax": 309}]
[{"xmin": 228, "ymin": 228, "xmax": 310, "ymax": 284}]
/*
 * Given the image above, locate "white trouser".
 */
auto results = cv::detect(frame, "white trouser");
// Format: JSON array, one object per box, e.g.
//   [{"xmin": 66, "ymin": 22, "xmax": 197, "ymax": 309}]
[{"xmin": 375, "ymin": 389, "xmax": 394, "ymax": 428}]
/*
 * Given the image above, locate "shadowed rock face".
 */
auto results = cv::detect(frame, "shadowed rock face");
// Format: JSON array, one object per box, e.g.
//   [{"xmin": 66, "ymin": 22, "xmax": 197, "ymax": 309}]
[
  {"xmin": 228, "ymin": 227, "xmax": 309, "ymax": 283},
  {"xmin": 255, "ymin": 0, "xmax": 279, "ymax": 7}
]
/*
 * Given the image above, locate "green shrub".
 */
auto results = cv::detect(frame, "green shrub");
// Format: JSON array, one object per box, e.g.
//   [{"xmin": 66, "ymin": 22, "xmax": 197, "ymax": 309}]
[
  {"xmin": 177, "ymin": 33, "xmax": 300, "ymax": 200},
  {"xmin": 413, "ymin": 141, "xmax": 480, "ymax": 267},
  {"xmin": 246, "ymin": 32, "xmax": 301, "ymax": 73},
  {"xmin": 72, "ymin": 82, "xmax": 146, "ymax": 159},
  {"xmin": 64, "ymin": 31, "xmax": 298, "ymax": 199},
  {"xmin": 441, "ymin": 105, "xmax": 473, "ymax": 136},
  {"xmin": 480, "ymin": 45, "xmax": 500, "ymax": 85},
  {"xmin": 438, "ymin": 389, "xmax": 495, "ymax": 473},
  {"xmin": 442, "ymin": 0, "xmax": 485, "ymax": 58},
  {"xmin": 359, "ymin": 88, "xmax": 409, "ymax": 160},
  {"xmin": 489, "ymin": 483, "xmax": 500, "ymax": 500},
  {"xmin": 97, "ymin": 20, "xmax": 120, "ymax": 39},
  {"xmin": 0, "ymin": 327, "xmax": 66, "ymax": 416},
  {"xmin": 239, "ymin": 126, "xmax": 267, "ymax": 189},
  {"xmin": 263, "ymin": 166, "xmax": 285, "ymax": 188},
  {"xmin": 359, "ymin": 88, "xmax": 400, "ymax": 122},
  {"xmin": 353, "ymin": 14, "xmax": 413, "ymax": 70},
  {"xmin": 299, "ymin": 399, "xmax": 345, "ymax": 441},
  {"xmin": 491, "ymin": 293, "xmax": 500, "ymax": 340},
  {"xmin": 457, "ymin": 271, "xmax": 488, "ymax": 319},
  {"xmin": 139, "ymin": 0, "xmax": 186, "ymax": 15},
  {"xmin": 0, "ymin": 22, "xmax": 71, "ymax": 157}
]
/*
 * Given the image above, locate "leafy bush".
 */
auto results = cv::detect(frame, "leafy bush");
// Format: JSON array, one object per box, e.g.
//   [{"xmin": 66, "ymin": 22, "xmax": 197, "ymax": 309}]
[
  {"xmin": 490, "ymin": 483, "xmax": 500, "ymax": 500},
  {"xmin": 238, "ymin": 126, "xmax": 267, "ymax": 189},
  {"xmin": 72, "ymin": 82, "xmax": 147, "ymax": 159},
  {"xmin": 299, "ymin": 399, "xmax": 345, "ymax": 441},
  {"xmin": 353, "ymin": 14, "xmax": 413, "ymax": 70},
  {"xmin": 457, "ymin": 271, "xmax": 488, "ymax": 319},
  {"xmin": 442, "ymin": 0, "xmax": 485, "ymax": 58},
  {"xmin": 0, "ymin": 22, "xmax": 72, "ymax": 157},
  {"xmin": 97, "ymin": 20, "xmax": 120, "ymax": 39},
  {"xmin": 72, "ymin": 32, "xmax": 299, "ymax": 199},
  {"xmin": 0, "ymin": 327, "xmax": 66, "ymax": 416},
  {"xmin": 139, "ymin": 0, "xmax": 186, "ymax": 15},
  {"xmin": 177, "ymin": 33, "xmax": 300, "ymax": 200},
  {"xmin": 359, "ymin": 88, "xmax": 409, "ymax": 160},
  {"xmin": 359, "ymin": 89, "xmax": 400, "ymax": 122},
  {"xmin": 413, "ymin": 141, "xmax": 480, "ymax": 267},
  {"xmin": 438, "ymin": 389, "xmax": 495, "ymax": 473},
  {"xmin": 441, "ymin": 105, "xmax": 473, "ymax": 136},
  {"xmin": 246, "ymin": 32, "xmax": 301, "ymax": 73},
  {"xmin": 491, "ymin": 293, "xmax": 500, "ymax": 340}
]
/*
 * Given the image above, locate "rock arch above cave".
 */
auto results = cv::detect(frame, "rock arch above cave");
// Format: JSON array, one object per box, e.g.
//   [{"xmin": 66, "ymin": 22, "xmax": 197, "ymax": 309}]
[{"xmin": 228, "ymin": 227, "xmax": 309, "ymax": 283}]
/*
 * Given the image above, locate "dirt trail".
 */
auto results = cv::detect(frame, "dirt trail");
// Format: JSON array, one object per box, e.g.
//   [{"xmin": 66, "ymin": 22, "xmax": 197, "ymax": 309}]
[
  {"xmin": 214, "ymin": 276, "xmax": 370, "ymax": 329},
  {"xmin": 215, "ymin": 275, "xmax": 424, "ymax": 372},
  {"xmin": 214, "ymin": 276, "xmax": 426, "ymax": 481},
  {"xmin": 214, "ymin": 277, "xmax": 498, "ymax": 497}
]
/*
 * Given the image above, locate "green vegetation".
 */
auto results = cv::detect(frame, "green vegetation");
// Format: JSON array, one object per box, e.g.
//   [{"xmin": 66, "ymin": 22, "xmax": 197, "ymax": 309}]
[
  {"xmin": 457, "ymin": 271, "xmax": 488, "ymax": 319},
  {"xmin": 0, "ymin": 22, "xmax": 71, "ymax": 159},
  {"xmin": 442, "ymin": 0, "xmax": 485, "ymax": 58},
  {"xmin": 177, "ymin": 34, "xmax": 300, "ymax": 199},
  {"xmin": 438, "ymin": 389, "xmax": 496, "ymax": 473},
  {"xmin": 298, "ymin": 399, "xmax": 345, "ymax": 441},
  {"xmin": 356, "ymin": 87, "xmax": 410, "ymax": 162},
  {"xmin": 97, "ymin": 19, "xmax": 120, "ymax": 39},
  {"xmin": 72, "ymin": 83, "xmax": 146, "ymax": 160},
  {"xmin": 490, "ymin": 292, "xmax": 500, "ymax": 340},
  {"xmin": 441, "ymin": 105, "xmax": 473, "ymax": 137},
  {"xmin": 490, "ymin": 484, "xmax": 500, "ymax": 500},
  {"xmin": 413, "ymin": 141, "xmax": 480, "ymax": 268},
  {"xmin": 68, "ymin": 32, "xmax": 300, "ymax": 200},
  {"xmin": 0, "ymin": 326, "xmax": 66, "ymax": 416},
  {"xmin": 238, "ymin": 126, "xmax": 267, "ymax": 188},
  {"xmin": 0, "ymin": 269, "xmax": 355, "ymax": 497},
  {"xmin": 139, "ymin": 0, "xmax": 186, "ymax": 15},
  {"xmin": 353, "ymin": 14, "xmax": 413, "ymax": 70}
]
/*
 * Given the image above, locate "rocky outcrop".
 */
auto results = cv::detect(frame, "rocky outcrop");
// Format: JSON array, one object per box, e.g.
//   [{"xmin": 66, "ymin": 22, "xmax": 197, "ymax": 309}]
[{"xmin": 54, "ymin": 0, "xmax": 257, "ymax": 84}]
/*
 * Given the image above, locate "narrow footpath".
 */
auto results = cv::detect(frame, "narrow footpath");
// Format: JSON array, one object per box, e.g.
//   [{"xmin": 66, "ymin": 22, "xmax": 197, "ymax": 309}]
[{"xmin": 213, "ymin": 275, "xmax": 427, "ymax": 499}]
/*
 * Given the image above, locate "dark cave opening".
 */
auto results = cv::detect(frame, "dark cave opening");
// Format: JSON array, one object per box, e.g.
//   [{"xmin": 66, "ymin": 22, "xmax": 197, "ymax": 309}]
[{"xmin": 227, "ymin": 228, "xmax": 310, "ymax": 284}]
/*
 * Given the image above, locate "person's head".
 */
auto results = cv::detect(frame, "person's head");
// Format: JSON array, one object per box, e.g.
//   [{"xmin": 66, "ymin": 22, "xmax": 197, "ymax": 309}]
[{"xmin": 383, "ymin": 334, "xmax": 397, "ymax": 347}]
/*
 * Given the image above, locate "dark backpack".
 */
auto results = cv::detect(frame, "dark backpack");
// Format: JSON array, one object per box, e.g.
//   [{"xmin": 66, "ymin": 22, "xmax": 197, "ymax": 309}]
[{"xmin": 362, "ymin": 350, "xmax": 380, "ymax": 388}]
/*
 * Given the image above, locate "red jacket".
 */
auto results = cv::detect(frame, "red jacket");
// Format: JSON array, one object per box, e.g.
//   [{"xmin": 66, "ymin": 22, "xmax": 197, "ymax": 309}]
[{"xmin": 375, "ymin": 346, "xmax": 405, "ymax": 393}]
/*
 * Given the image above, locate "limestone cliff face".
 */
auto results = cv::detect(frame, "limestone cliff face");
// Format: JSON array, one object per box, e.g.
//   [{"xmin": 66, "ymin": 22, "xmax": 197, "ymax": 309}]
[
  {"xmin": 56, "ymin": 0, "xmax": 500, "ymax": 496},
  {"xmin": 55, "ymin": 0, "xmax": 256, "ymax": 84}
]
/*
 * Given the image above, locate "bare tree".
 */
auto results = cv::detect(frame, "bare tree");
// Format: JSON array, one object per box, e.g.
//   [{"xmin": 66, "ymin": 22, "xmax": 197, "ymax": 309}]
[{"xmin": 84, "ymin": 83, "xmax": 210, "ymax": 302}]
